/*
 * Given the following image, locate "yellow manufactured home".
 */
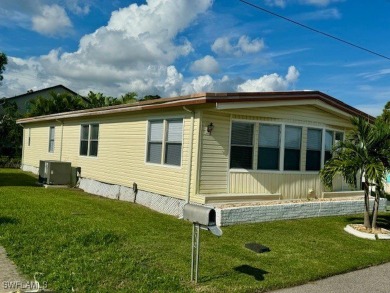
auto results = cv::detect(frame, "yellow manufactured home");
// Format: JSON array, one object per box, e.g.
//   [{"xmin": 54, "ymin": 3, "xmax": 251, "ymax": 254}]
[{"xmin": 17, "ymin": 91, "xmax": 371, "ymax": 214}]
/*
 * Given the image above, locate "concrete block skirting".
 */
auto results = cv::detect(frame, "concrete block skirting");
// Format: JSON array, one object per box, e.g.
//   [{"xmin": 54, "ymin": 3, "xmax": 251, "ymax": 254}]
[{"xmin": 216, "ymin": 198, "xmax": 388, "ymax": 226}]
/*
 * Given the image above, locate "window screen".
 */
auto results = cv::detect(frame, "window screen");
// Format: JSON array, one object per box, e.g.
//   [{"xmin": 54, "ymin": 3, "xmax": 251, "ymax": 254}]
[
  {"xmin": 80, "ymin": 124, "xmax": 99, "ymax": 156},
  {"xmin": 48, "ymin": 126, "xmax": 55, "ymax": 153},
  {"xmin": 258, "ymin": 124, "xmax": 280, "ymax": 170},
  {"xmin": 80, "ymin": 125, "xmax": 89, "ymax": 156},
  {"xmin": 230, "ymin": 122, "xmax": 254, "ymax": 169},
  {"xmin": 284, "ymin": 126, "xmax": 301, "ymax": 171},
  {"xmin": 325, "ymin": 130, "xmax": 333, "ymax": 163},
  {"xmin": 89, "ymin": 124, "xmax": 99, "ymax": 157},
  {"xmin": 147, "ymin": 120, "xmax": 163, "ymax": 164},
  {"xmin": 306, "ymin": 128, "xmax": 322, "ymax": 171},
  {"xmin": 165, "ymin": 119, "xmax": 183, "ymax": 166}
]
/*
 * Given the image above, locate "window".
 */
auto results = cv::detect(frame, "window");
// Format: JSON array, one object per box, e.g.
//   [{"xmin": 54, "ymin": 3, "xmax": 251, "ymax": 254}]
[
  {"xmin": 147, "ymin": 120, "xmax": 163, "ymax": 164},
  {"xmin": 284, "ymin": 126, "xmax": 302, "ymax": 171},
  {"xmin": 258, "ymin": 124, "xmax": 280, "ymax": 170},
  {"xmin": 147, "ymin": 119, "xmax": 183, "ymax": 166},
  {"xmin": 80, "ymin": 124, "xmax": 99, "ymax": 157},
  {"xmin": 28, "ymin": 128, "xmax": 31, "ymax": 146},
  {"xmin": 306, "ymin": 128, "xmax": 322, "ymax": 171},
  {"xmin": 325, "ymin": 130, "xmax": 334, "ymax": 163},
  {"xmin": 230, "ymin": 122, "xmax": 254, "ymax": 169},
  {"xmin": 325, "ymin": 131, "xmax": 344, "ymax": 163},
  {"xmin": 48, "ymin": 126, "xmax": 55, "ymax": 153},
  {"xmin": 165, "ymin": 119, "xmax": 183, "ymax": 166}
]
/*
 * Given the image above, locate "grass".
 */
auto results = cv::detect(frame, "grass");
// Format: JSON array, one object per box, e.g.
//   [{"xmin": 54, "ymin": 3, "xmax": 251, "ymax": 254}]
[{"xmin": 0, "ymin": 169, "xmax": 390, "ymax": 292}]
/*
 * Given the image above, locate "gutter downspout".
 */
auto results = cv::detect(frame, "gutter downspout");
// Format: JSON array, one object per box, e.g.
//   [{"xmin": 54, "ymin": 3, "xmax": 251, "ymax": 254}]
[
  {"xmin": 183, "ymin": 106, "xmax": 195, "ymax": 203},
  {"xmin": 19, "ymin": 123, "xmax": 25, "ymax": 169},
  {"xmin": 56, "ymin": 119, "xmax": 64, "ymax": 162}
]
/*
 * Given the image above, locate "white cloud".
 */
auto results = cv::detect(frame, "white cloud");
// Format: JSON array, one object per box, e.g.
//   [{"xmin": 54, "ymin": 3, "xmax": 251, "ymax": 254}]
[
  {"xmin": 190, "ymin": 55, "xmax": 219, "ymax": 74},
  {"xmin": 65, "ymin": 0, "xmax": 90, "ymax": 15},
  {"xmin": 32, "ymin": 4, "xmax": 72, "ymax": 36},
  {"xmin": 237, "ymin": 66, "xmax": 299, "ymax": 92},
  {"xmin": 264, "ymin": 0, "xmax": 343, "ymax": 8},
  {"xmin": 3, "ymin": 0, "xmax": 213, "ymax": 98},
  {"xmin": 265, "ymin": 0, "xmax": 286, "ymax": 8},
  {"xmin": 298, "ymin": 8, "xmax": 341, "ymax": 20},
  {"xmin": 212, "ymin": 35, "xmax": 264, "ymax": 56}
]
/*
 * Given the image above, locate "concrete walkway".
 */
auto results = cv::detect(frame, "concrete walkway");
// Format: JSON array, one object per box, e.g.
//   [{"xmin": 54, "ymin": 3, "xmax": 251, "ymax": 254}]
[
  {"xmin": 0, "ymin": 246, "xmax": 28, "ymax": 293},
  {"xmin": 271, "ymin": 262, "xmax": 390, "ymax": 293}
]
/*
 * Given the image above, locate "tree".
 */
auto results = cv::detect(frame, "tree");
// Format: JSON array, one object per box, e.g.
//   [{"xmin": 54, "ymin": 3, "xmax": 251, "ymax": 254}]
[
  {"xmin": 84, "ymin": 91, "xmax": 120, "ymax": 108},
  {"xmin": 0, "ymin": 99, "xmax": 22, "ymax": 158},
  {"xmin": 0, "ymin": 52, "xmax": 7, "ymax": 84},
  {"xmin": 378, "ymin": 101, "xmax": 390, "ymax": 124},
  {"xmin": 139, "ymin": 94, "xmax": 161, "ymax": 102},
  {"xmin": 320, "ymin": 115, "xmax": 390, "ymax": 229},
  {"xmin": 119, "ymin": 92, "xmax": 138, "ymax": 104},
  {"xmin": 27, "ymin": 92, "xmax": 86, "ymax": 117}
]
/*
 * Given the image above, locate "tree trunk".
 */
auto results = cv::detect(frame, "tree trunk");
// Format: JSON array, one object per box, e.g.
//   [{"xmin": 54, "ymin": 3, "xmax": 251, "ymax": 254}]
[
  {"xmin": 363, "ymin": 181, "xmax": 372, "ymax": 229},
  {"xmin": 371, "ymin": 190, "xmax": 380, "ymax": 230}
]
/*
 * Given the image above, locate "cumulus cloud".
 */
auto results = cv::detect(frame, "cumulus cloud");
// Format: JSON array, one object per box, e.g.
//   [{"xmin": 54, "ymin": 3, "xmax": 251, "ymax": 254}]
[
  {"xmin": 2, "ymin": 0, "xmax": 213, "ymax": 98},
  {"xmin": 237, "ymin": 66, "xmax": 299, "ymax": 92},
  {"xmin": 212, "ymin": 35, "xmax": 264, "ymax": 56},
  {"xmin": 0, "ymin": 0, "xmax": 92, "ymax": 36},
  {"xmin": 2, "ymin": 1, "xmax": 301, "ymax": 100},
  {"xmin": 190, "ymin": 55, "xmax": 219, "ymax": 74},
  {"xmin": 32, "ymin": 5, "xmax": 72, "ymax": 36}
]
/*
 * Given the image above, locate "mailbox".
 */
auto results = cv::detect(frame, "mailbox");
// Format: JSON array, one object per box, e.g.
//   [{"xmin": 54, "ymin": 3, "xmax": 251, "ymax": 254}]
[{"xmin": 183, "ymin": 204, "xmax": 222, "ymax": 237}]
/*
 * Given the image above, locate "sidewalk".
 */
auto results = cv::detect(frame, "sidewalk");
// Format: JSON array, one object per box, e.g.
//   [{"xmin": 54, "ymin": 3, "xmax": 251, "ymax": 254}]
[
  {"xmin": 270, "ymin": 262, "xmax": 390, "ymax": 293},
  {"xmin": 0, "ymin": 246, "xmax": 28, "ymax": 293}
]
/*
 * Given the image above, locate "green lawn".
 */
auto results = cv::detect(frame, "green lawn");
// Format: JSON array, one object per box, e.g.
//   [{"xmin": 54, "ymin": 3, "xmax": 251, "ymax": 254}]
[{"xmin": 0, "ymin": 169, "xmax": 390, "ymax": 292}]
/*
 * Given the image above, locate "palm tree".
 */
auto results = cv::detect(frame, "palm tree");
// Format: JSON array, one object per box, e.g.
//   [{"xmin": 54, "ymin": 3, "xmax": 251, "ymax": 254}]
[{"xmin": 320, "ymin": 116, "xmax": 390, "ymax": 229}]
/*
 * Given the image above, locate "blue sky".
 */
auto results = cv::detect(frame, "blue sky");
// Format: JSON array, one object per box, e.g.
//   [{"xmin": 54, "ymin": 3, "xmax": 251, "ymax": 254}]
[{"xmin": 0, "ymin": 0, "xmax": 389, "ymax": 116}]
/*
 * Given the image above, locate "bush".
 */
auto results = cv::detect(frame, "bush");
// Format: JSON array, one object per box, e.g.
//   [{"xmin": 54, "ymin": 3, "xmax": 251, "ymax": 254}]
[{"xmin": 0, "ymin": 156, "xmax": 21, "ymax": 168}]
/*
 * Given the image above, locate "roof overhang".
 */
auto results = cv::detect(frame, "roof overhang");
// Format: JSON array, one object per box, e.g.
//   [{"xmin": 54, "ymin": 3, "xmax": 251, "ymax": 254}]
[{"xmin": 16, "ymin": 91, "xmax": 375, "ymax": 124}]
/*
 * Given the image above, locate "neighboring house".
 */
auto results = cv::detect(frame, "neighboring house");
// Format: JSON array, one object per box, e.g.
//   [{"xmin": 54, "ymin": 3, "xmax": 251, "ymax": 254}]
[
  {"xmin": 1, "ymin": 85, "xmax": 79, "ymax": 114},
  {"xmin": 16, "ymin": 91, "xmax": 372, "ymax": 215}
]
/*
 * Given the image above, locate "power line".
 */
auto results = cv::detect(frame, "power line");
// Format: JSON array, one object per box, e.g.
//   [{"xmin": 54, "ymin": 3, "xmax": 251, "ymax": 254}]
[{"xmin": 239, "ymin": 0, "xmax": 390, "ymax": 61}]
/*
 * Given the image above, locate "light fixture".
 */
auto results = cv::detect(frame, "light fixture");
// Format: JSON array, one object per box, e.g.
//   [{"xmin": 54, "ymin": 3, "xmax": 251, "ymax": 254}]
[{"xmin": 207, "ymin": 122, "xmax": 214, "ymax": 134}]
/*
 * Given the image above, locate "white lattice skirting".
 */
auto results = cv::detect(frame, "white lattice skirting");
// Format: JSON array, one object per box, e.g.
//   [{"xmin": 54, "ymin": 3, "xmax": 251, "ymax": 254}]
[{"xmin": 78, "ymin": 177, "xmax": 186, "ymax": 218}]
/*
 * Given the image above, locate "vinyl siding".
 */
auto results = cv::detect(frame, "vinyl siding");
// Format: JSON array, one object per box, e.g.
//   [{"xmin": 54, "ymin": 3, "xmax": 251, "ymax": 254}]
[
  {"xmin": 22, "ymin": 108, "xmax": 199, "ymax": 201},
  {"xmin": 200, "ymin": 104, "xmax": 354, "ymax": 199},
  {"xmin": 229, "ymin": 104, "xmax": 351, "ymax": 128},
  {"xmin": 198, "ymin": 111, "xmax": 230, "ymax": 194},
  {"xmin": 229, "ymin": 172, "xmax": 323, "ymax": 199},
  {"xmin": 22, "ymin": 122, "xmax": 62, "ymax": 165}
]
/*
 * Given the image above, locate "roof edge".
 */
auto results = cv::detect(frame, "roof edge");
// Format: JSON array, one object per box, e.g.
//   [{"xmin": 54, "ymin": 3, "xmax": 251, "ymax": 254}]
[{"xmin": 16, "ymin": 91, "xmax": 375, "ymax": 124}]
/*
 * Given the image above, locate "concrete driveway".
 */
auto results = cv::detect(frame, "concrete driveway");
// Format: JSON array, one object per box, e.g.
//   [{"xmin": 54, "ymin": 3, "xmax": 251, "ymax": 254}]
[{"xmin": 271, "ymin": 262, "xmax": 390, "ymax": 293}]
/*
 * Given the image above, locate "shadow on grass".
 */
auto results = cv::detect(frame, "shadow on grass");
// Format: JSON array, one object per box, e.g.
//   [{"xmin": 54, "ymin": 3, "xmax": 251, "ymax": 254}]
[
  {"xmin": 0, "ymin": 172, "xmax": 37, "ymax": 187},
  {"xmin": 0, "ymin": 217, "xmax": 19, "ymax": 225},
  {"xmin": 234, "ymin": 265, "xmax": 269, "ymax": 281},
  {"xmin": 345, "ymin": 214, "xmax": 390, "ymax": 229}
]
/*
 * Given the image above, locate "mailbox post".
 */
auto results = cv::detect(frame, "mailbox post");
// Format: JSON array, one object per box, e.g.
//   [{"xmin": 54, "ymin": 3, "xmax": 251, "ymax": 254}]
[{"xmin": 183, "ymin": 203, "xmax": 222, "ymax": 283}]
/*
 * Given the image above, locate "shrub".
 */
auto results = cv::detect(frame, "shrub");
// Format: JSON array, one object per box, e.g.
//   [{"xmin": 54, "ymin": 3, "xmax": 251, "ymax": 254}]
[{"xmin": 0, "ymin": 156, "xmax": 21, "ymax": 168}]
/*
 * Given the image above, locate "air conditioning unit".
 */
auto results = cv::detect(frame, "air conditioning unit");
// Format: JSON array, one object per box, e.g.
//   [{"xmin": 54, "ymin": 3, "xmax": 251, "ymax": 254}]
[{"xmin": 39, "ymin": 160, "xmax": 72, "ymax": 185}]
